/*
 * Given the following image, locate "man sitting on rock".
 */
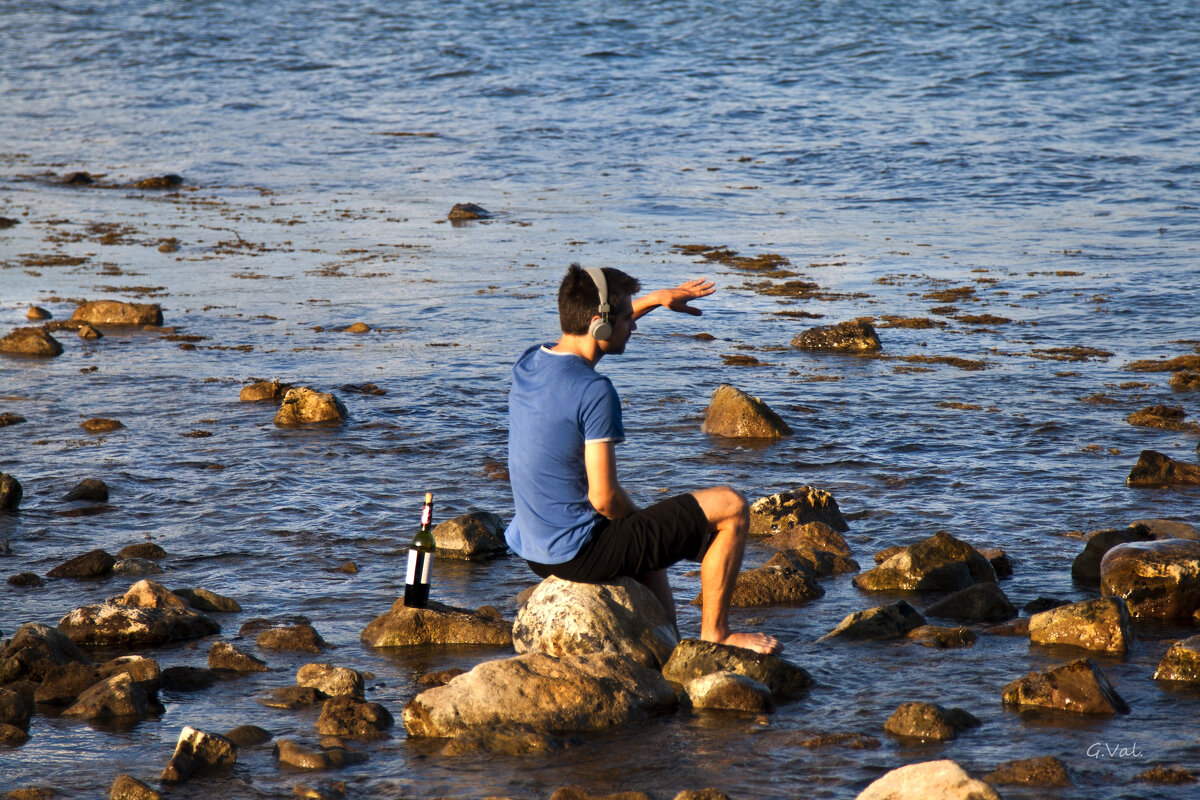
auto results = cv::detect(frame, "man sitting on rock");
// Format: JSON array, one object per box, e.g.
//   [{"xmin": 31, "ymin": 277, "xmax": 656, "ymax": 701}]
[{"xmin": 504, "ymin": 263, "xmax": 781, "ymax": 655}]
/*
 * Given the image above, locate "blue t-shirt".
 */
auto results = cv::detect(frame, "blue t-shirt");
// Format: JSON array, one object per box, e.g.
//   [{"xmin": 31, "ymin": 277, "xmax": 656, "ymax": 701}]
[{"xmin": 505, "ymin": 344, "xmax": 624, "ymax": 564}]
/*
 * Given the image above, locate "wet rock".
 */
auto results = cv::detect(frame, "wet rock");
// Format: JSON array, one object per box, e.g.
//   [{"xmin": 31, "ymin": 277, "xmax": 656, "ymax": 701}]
[
  {"xmin": 791, "ymin": 319, "xmax": 881, "ymax": 353},
  {"xmin": 57, "ymin": 579, "xmax": 220, "ymax": 646},
  {"xmin": 258, "ymin": 686, "xmax": 321, "ymax": 709},
  {"xmin": 852, "ymin": 531, "xmax": 996, "ymax": 592},
  {"xmin": 1071, "ymin": 524, "xmax": 1154, "ymax": 583},
  {"xmin": 109, "ymin": 774, "xmax": 162, "ymax": 800},
  {"xmin": 440, "ymin": 724, "xmax": 573, "ymax": 756},
  {"xmin": 33, "ymin": 662, "xmax": 99, "ymax": 704},
  {"xmin": 117, "ymin": 542, "xmax": 166, "ymax": 560},
  {"xmin": 161, "ymin": 726, "xmax": 238, "ymax": 782},
  {"xmin": 775, "ymin": 546, "xmax": 859, "ymax": 578},
  {"xmin": 25, "ymin": 306, "xmax": 50, "ymax": 321},
  {"xmin": 907, "ymin": 625, "xmax": 976, "ymax": 649},
  {"xmin": 47, "ymin": 549, "xmax": 116, "ymax": 579},
  {"xmin": 112, "ymin": 558, "xmax": 163, "ymax": 576},
  {"xmin": 258, "ymin": 624, "xmax": 329, "ymax": 654},
  {"xmin": 662, "ymin": 638, "xmax": 812, "ymax": 700},
  {"xmin": 922, "ymin": 582, "xmax": 1017, "ymax": 622},
  {"xmin": 404, "ymin": 652, "xmax": 676, "ymax": 738},
  {"xmin": 685, "ymin": 671, "xmax": 773, "ymax": 712},
  {"xmin": 873, "ymin": 545, "xmax": 905, "ymax": 564},
  {"xmin": 297, "ymin": 663, "xmax": 364, "ymax": 699},
  {"xmin": 1154, "ymin": 634, "xmax": 1200, "ymax": 682},
  {"xmin": 985, "ymin": 617, "xmax": 1030, "ymax": 636},
  {"xmin": 1137, "ymin": 766, "xmax": 1197, "ymax": 784},
  {"xmin": 77, "ymin": 323, "xmax": 102, "ymax": 339},
  {"xmin": 1170, "ymin": 370, "xmax": 1200, "ymax": 390},
  {"xmin": 63, "ymin": 170, "xmax": 94, "ymax": 184},
  {"xmin": 447, "ymin": 202, "xmax": 491, "ymax": 220},
  {"xmin": 0, "ymin": 723, "xmax": 29, "ymax": 745},
  {"xmin": 701, "ymin": 384, "xmax": 792, "ymax": 438},
  {"xmin": 1132, "ymin": 518, "xmax": 1200, "ymax": 540},
  {"xmin": 550, "ymin": 789, "xmax": 652, "ymax": 800},
  {"xmin": 63, "ymin": 479, "xmax": 109, "ymax": 503},
  {"xmin": 274, "ymin": 387, "xmax": 348, "ymax": 426},
  {"xmin": 360, "ymin": 599, "xmax": 512, "ymax": 648},
  {"xmin": 133, "ymin": 174, "xmax": 184, "ymax": 190},
  {"xmin": 1128, "ymin": 404, "xmax": 1189, "ymax": 430},
  {"xmin": 0, "ymin": 216, "xmax": 19, "ymax": 228},
  {"xmin": 97, "ymin": 654, "xmax": 162, "ymax": 695},
  {"xmin": 749, "ymin": 487, "xmax": 848, "ymax": 535},
  {"xmin": 1023, "ymin": 596, "xmax": 1069, "ymax": 614},
  {"xmin": 225, "ymin": 725, "xmax": 272, "ymax": 747},
  {"xmin": 7, "ymin": 572, "xmax": 44, "ymax": 588},
  {"xmin": 314, "ymin": 696, "xmax": 394, "ymax": 740},
  {"xmin": 0, "ymin": 327, "xmax": 63, "ymax": 357},
  {"xmin": 275, "ymin": 738, "xmax": 367, "ymax": 769},
  {"xmin": 239, "ymin": 379, "xmax": 291, "ymax": 402},
  {"xmin": 432, "ymin": 511, "xmax": 508, "ymax": 560},
  {"xmin": 0, "ymin": 413, "xmax": 26, "ymax": 427},
  {"xmin": 173, "ymin": 587, "xmax": 241, "ymax": 612},
  {"xmin": 293, "ymin": 782, "xmax": 348, "ymax": 800},
  {"xmin": 208, "ymin": 641, "xmax": 269, "ymax": 673},
  {"xmin": 418, "ymin": 667, "xmax": 466, "ymax": 687},
  {"xmin": 161, "ymin": 666, "xmax": 219, "ymax": 692},
  {"xmin": 700, "ymin": 551, "xmax": 824, "ymax": 607},
  {"xmin": 855, "ymin": 760, "xmax": 1000, "ymax": 800},
  {"xmin": 978, "ymin": 547, "xmax": 1013, "ymax": 578},
  {"xmin": 1001, "ymin": 658, "xmax": 1129, "ymax": 714},
  {"xmin": 763, "ymin": 519, "xmax": 852, "ymax": 555},
  {"xmin": 81, "ymin": 418, "xmax": 124, "ymax": 433},
  {"xmin": 71, "ymin": 300, "xmax": 163, "ymax": 326},
  {"xmin": 821, "ymin": 600, "xmax": 925, "ymax": 641},
  {"xmin": 0, "ymin": 474, "xmax": 22, "ymax": 511},
  {"xmin": 982, "ymin": 755, "xmax": 1071, "ymax": 787},
  {"xmin": 0, "ymin": 623, "xmax": 91, "ymax": 683},
  {"xmin": 62, "ymin": 673, "xmax": 150, "ymax": 720},
  {"xmin": 0, "ymin": 686, "xmax": 33, "ymax": 730},
  {"xmin": 883, "ymin": 702, "xmax": 980, "ymax": 742},
  {"xmin": 1127, "ymin": 450, "xmax": 1200, "ymax": 487},
  {"xmin": 1101, "ymin": 539, "xmax": 1200, "ymax": 619},
  {"xmin": 344, "ymin": 322, "xmax": 370, "ymax": 333},
  {"xmin": 1029, "ymin": 597, "xmax": 1132, "ymax": 655},
  {"xmin": 513, "ymin": 576, "xmax": 677, "ymax": 669}
]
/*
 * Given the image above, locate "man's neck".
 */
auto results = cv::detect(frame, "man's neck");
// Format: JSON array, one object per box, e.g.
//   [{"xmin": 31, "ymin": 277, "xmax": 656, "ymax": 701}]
[{"xmin": 550, "ymin": 334, "xmax": 603, "ymax": 367}]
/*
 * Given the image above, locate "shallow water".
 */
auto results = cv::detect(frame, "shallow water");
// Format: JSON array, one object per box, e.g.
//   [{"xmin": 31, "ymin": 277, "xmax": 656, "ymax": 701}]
[{"xmin": 2, "ymin": 0, "xmax": 1200, "ymax": 797}]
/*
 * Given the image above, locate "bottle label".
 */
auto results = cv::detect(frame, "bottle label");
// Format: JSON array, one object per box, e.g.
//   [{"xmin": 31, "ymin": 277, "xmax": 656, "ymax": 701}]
[{"xmin": 406, "ymin": 548, "xmax": 431, "ymax": 585}]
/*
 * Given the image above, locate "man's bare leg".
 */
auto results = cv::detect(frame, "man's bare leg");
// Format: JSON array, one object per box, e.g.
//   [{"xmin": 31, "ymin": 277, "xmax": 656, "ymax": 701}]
[
  {"xmin": 691, "ymin": 486, "xmax": 782, "ymax": 654},
  {"xmin": 637, "ymin": 568, "xmax": 678, "ymax": 636}
]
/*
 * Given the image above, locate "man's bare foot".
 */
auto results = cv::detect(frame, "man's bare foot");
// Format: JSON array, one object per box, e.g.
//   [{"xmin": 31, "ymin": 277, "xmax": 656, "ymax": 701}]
[{"xmin": 705, "ymin": 631, "xmax": 782, "ymax": 655}]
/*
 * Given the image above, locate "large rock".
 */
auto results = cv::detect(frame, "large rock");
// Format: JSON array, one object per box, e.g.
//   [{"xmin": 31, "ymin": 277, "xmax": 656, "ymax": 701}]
[
  {"xmin": 403, "ymin": 652, "xmax": 677, "ymax": 737},
  {"xmin": 852, "ymin": 531, "xmax": 996, "ymax": 592},
  {"xmin": 432, "ymin": 512, "xmax": 508, "ymax": 560},
  {"xmin": 208, "ymin": 641, "xmax": 268, "ymax": 673},
  {"xmin": 1100, "ymin": 539, "xmax": 1200, "ymax": 619},
  {"xmin": 1001, "ymin": 658, "xmax": 1129, "ymax": 714},
  {"xmin": 71, "ymin": 300, "xmax": 163, "ymax": 326},
  {"xmin": 922, "ymin": 582, "xmax": 1016, "ymax": 622},
  {"xmin": 61, "ymin": 672, "xmax": 150, "ymax": 720},
  {"xmin": 1070, "ymin": 524, "xmax": 1154, "ymax": 584},
  {"xmin": 63, "ymin": 479, "xmax": 108, "ymax": 503},
  {"xmin": 1153, "ymin": 634, "xmax": 1200, "ymax": 683},
  {"xmin": 856, "ymin": 760, "xmax": 1001, "ymax": 800},
  {"xmin": 749, "ymin": 487, "xmax": 848, "ymax": 535},
  {"xmin": 821, "ymin": 601, "xmax": 925, "ymax": 641},
  {"xmin": 791, "ymin": 320, "xmax": 881, "ymax": 353},
  {"xmin": 0, "ymin": 327, "xmax": 63, "ymax": 357},
  {"xmin": 257, "ymin": 624, "xmax": 329, "ymax": 653},
  {"xmin": 1128, "ymin": 404, "xmax": 1189, "ymax": 429},
  {"xmin": 33, "ymin": 662, "xmax": 99, "ymax": 704},
  {"xmin": 1127, "ymin": 450, "xmax": 1200, "ymax": 487},
  {"xmin": 700, "ymin": 384, "xmax": 792, "ymax": 438},
  {"xmin": 773, "ymin": 546, "xmax": 859, "ymax": 579},
  {"xmin": 0, "ymin": 473, "xmax": 22, "ymax": 510},
  {"xmin": 513, "ymin": 576, "xmax": 677, "ymax": 669},
  {"xmin": 0, "ymin": 622, "xmax": 91, "ymax": 683},
  {"xmin": 763, "ymin": 520, "xmax": 852, "ymax": 555},
  {"xmin": 661, "ymin": 639, "xmax": 812, "ymax": 700},
  {"xmin": 47, "ymin": 548, "xmax": 116, "ymax": 579},
  {"xmin": 274, "ymin": 387, "xmax": 347, "ymax": 427},
  {"xmin": 361, "ymin": 599, "xmax": 512, "ymax": 648},
  {"xmin": 161, "ymin": 726, "xmax": 237, "ymax": 782},
  {"xmin": 315, "ymin": 695, "xmax": 394, "ymax": 739},
  {"xmin": 1131, "ymin": 518, "xmax": 1200, "ymax": 541},
  {"xmin": 883, "ymin": 702, "xmax": 979, "ymax": 742},
  {"xmin": 98, "ymin": 654, "xmax": 162, "ymax": 695},
  {"xmin": 1029, "ymin": 597, "xmax": 1132, "ymax": 655},
  {"xmin": 298, "ymin": 663, "xmax": 364, "ymax": 699},
  {"xmin": 685, "ymin": 671, "xmax": 773, "ymax": 712},
  {"xmin": 696, "ymin": 551, "xmax": 824, "ymax": 607},
  {"xmin": 173, "ymin": 587, "xmax": 241, "ymax": 613},
  {"xmin": 57, "ymin": 579, "xmax": 220, "ymax": 646}
]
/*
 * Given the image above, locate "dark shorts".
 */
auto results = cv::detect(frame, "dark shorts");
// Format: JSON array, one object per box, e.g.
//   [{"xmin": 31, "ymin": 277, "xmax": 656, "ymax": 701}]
[{"xmin": 527, "ymin": 493, "xmax": 714, "ymax": 583}]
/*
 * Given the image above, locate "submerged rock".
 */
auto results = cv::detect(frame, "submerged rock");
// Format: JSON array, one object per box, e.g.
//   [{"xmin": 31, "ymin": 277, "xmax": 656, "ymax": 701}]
[
  {"xmin": 1128, "ymin": 450, "xmax": 1200, "ymax": 487},
  {"xmin": 239, "ymin": 379, "xmax": 291, "ymax": 402},
  {"xmin": 161, "ymin": 726, "xmax": 238, "ymax": 782},
  {"xmin": 855, "ymin": 760, "xmax": 1000, "ymax": 800},
  {"xmin": 1128, "ymin": 404, "xmax": 1190, "ymax": 430},
  {"xmin": 257, "ymin": 624, "xmax": 329, "ymax": 654},
  {"xmin": 63, "ymin": 478, "xmax": 109, "ymax": 503},
  {"xmin": 982, "ymin": 755, "xmax": 1071, "ymax": 787},
  {"xmin": 701, "ymin": 384, "xmax": 792, "ymax": 438},
  {"xmin": 1001, "ymin": 658, "xmax": 1129, "ymax": 715},
  {"xmin": 0, "ymin": 327, "xmax": 63, "ymax": 357},
  {"xmin": 661, "ymin": 639, "xmax": 812, "ymax": 701},
  {"xmin": 686, "ymin": 671, "xmax": 773, "ymax": 712},
  {"xmin": 403, "ymin": 652, "xmax": 676, "ymax": 738},
  {"xmin": 749, "ymin": 487, "xmax": 849, "ymax": 535},
  {"xmin": 1154, "ymin": 635, "xmax": 1200, "ymax": 683},
  {"xmin": 922, "ymin": 582, "xmax": 1016, "ymax": 622},
  {"xmin": 208, "ymin": 641, "xmax": 269, "ymax": 674},
  {"xmin": 315, "ymin": 696, "xmax": 394, "ymax": 740},
  {"xmin": 1029, "ymin": 597, "xmax": 1132, "ymax": 655},
  {"xmin": 0, "ymin": 473, "xmax": 22, "ymax": 511},
  {"xmin": 1101, "ymin": 539, "xmax": 1200, "ymax": 620},
  {"xmin": 274, "ymin": 387, "xmax": 347, "ymax": 427},
  {"xmin": 513, "ymin": 576, "xmax": 677, "ymax": 669},
  {"xmin": 360, "ymin": 599, "xmax": 512, "ymax": 648},
  {"xmin": 907, "ymin": 625, "xmax": 976, "ymax": 649},
  {"xmin": 133, "ymin": 174, "xmax": 184, "ymax": 190},
  {"xmin": 81, "ymin": 417, "xmax": 124, "ymax": 433},
  {"xmin": 821, "ymin": 601, "xmax": 925, "ymax": 641},
  {"xmin": 883, "ymin": 702, "xmax": 980, "ymax": 742},
  {"xmin": 173, "ymin": 587, "xmax": 241, "ymax": 613},
  {"xmin": 432, "ymin": 511, "xmax": 508, "ymax": 560},
  {"xmin": 791, "ymin": 319, "xmax": 881, "ymax": 353},
  {"xmin": 26, "ymin": 306, "xmax": 50, "ymax": 321},
  {"xmin": 46, "ymin": 548, "xmax": 116, "ymax": 579},
  {"xmin": 447, "ymin": 202, "xmax": 491, "ymax": 220},
  {"xmin": 71, "ymin": 300, "xmax": 163, "ymax": 326},
  {"xmin": 853, "ymin": 531, "xmax": 996, "ymax": 592},
  {"xmin": 275, "ymin": 738, "xmax": 367, "ymax": 770}
]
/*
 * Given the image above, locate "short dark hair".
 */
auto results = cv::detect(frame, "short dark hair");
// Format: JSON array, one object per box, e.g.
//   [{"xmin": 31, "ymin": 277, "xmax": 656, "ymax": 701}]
[{"xmin": 557, "ymin": 263, "xmax": 641, "ymax": 335}]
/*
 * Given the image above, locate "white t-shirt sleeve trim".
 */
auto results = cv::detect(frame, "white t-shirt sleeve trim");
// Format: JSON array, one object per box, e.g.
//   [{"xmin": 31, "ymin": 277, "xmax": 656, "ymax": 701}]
[{"xmin": 584, "ymin": 435, "xmax": 625, "ymax": 444}]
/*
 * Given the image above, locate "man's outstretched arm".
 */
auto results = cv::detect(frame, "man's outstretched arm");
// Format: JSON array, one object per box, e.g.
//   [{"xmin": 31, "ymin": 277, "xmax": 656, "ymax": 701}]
[
  {"xmin": 584, "ymin": 440, "xmax": 637, "ymax": 519},
  {"xmin": 632, "ymin": 278, "xmax": 715, "ymax": 321}
]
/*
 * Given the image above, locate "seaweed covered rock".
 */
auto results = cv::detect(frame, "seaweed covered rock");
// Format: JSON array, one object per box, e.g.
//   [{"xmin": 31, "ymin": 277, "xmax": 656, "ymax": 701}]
[
  {"xmin": 1127, "ymin": 450, "xmax": 1200, "ymax": 487},
  {"xmin": 0, "ymin": 327, "xmax": 63, "ymax": 357},
  {"xmin": 701, "ymin": 384, "xmax": 792, "ymax": 438},
  {"xmin": 71, "ymin": 300, "xmax": 163, "ymax": 326},
  {"xmin": 791, "ymin": 319, "xmax": 881, "ymax": 353},
  {"xmin": 274, "ymin": 387, "xmax": 347, "ymax": 426},
  {"xmin": 361, "ymin": 599, "xmax": 512, "ymax": 648},
  {"xmin": 750, "ymin": 487, "xmax": 848, "ymax": 535}
]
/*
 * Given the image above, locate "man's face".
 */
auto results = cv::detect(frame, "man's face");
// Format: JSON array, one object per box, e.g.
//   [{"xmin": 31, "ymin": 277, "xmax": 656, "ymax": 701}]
[{"xmin": 598, "ymin": 299, "xmax": 636, "ymax": 355}]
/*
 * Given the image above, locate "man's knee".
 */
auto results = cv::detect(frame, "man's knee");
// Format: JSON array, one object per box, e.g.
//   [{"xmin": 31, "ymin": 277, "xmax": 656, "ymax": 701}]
[{"xmin": 694, "ymin": 486, "xmax": 748, "ymax": 530}]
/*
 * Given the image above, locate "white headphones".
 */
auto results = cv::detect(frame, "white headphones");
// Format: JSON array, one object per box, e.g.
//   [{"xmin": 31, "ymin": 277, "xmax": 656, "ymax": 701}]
[{"xmin": 584, "ymin": 267, "xmax": 612, "ymax": 341}]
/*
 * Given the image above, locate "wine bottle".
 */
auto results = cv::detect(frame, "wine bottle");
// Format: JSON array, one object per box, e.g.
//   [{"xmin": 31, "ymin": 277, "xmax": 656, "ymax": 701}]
[{"xmin": 403, "ymin": 492, "xmax": 435, "ymax": 607}]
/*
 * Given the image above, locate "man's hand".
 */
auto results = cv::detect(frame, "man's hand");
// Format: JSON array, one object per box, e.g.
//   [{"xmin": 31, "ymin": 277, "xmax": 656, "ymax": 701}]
[{"xmin": 633, "ymin": 278, "xmax": 716, "ymax": 320}]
